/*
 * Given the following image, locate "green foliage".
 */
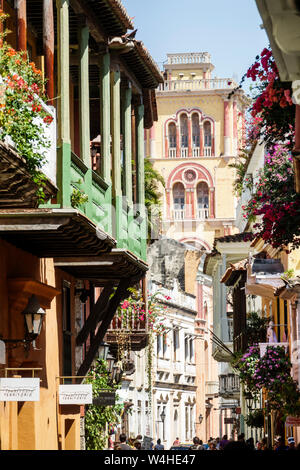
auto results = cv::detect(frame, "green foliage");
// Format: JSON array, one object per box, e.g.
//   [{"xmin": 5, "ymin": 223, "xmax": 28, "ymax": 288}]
[
  {"xmin": 245, "ymin": 312, "xmax": 269, "ymax": 345},
  {"xmin": 84, "ymin": 360, "xmax": 123, "ymax": 450},
  {"xmin": 229, "ymin": 146, "xmax": 254, "ymax": 197},
  {"xmin": 0, "ymin": 14, "xmax": 53, "ymax": 202},
  {"xmin": 70, "ymin": 181, "xmax": 89, "ymax": 208},
  {"xmin": 245, "ymin": 409, "xmax": 264, "ymax": 428},
  {"xmin": 144, "ymin": 157, "xmax": 165, "ymax": 241}
]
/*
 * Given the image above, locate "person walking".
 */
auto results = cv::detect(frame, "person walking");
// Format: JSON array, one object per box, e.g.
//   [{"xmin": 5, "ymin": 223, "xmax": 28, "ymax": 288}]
[
  {"xmin": 154, "ymin": 438, "xmax": 164, "ymax": 450},
  {"xmin": 116, "ymin": 433, "xmax": 134, "ymax": 450},
  {"xmin": 219, "ymin": 434, "xmax": 229, "ymax": 450}
]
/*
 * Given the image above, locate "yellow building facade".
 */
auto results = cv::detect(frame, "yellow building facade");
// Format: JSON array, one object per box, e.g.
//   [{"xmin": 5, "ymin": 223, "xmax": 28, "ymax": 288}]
[{"xmin": 145, "ymin": 52, "xmax": 249, "ymax": 441}]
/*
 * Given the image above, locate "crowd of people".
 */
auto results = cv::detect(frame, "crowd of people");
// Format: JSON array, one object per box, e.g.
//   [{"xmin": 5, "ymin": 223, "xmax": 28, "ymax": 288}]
[{"xmin": 109, "ymin": 433, "xmax": 299, "ymax": 451}]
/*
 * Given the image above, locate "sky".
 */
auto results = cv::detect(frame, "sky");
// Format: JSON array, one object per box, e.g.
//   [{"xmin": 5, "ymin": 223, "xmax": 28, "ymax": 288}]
[{"xmin": 122, "ymin": 0, "xmax": 269, "ymax": 86}]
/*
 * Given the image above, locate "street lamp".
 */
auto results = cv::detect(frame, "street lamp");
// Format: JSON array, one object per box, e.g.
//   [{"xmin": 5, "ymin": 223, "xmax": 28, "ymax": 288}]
[
  {"xmin": 1, "ymin": 295, "xmax": 46, "ymax": 351},
  {"xmin": 22, "ymin": 295, "xmax": 46, "ymax": 341},
  {"xmin": 244, "ymin": 391, "xmax": 255, "ymax": 411},
  {"xmin": 97, "ymin": 341, "xmax": 110, "ymax": 361},
  {"xmin": 160, "ymin": 410, "xmax": 166, "ymax": 423},
  {"xmin": 198, "ymin": 413, "xmax": 203, "ymax": 424}
]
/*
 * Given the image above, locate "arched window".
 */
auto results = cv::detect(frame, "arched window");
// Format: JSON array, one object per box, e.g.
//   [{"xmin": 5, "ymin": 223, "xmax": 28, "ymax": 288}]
[
  {"xmin": 203, "ymin": 121, "xmax": 212, "ymax": 156},
  {"xmin": 168, "ymin": 122, "xmax": 177, "ymax": 158},
  {"xmin": 197, "ymin": 182, "xmax": 209, "ymax": 220},
  {"xmin": 192, "ymin": 113, "xmax": 200, "ymax": 157},
  {"xmin": 180, "ymin": 114, "xmax": 188, "ymax": 157},
  {"xmin": 173, "ymin": 182, "xmax": 185, "ymax": 220}
]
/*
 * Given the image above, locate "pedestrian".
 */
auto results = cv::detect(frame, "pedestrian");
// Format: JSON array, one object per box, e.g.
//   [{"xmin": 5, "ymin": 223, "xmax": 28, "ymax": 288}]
[
  {"xmin": 219, "ymin": 434, "xmax": 229, "ymax": 450},
  {"xmin": 256, "ymin": 441, "xmax": 262, "ymax": 451},
  {"xmin": 287, "ymin": 437, "xmax": 296, "ymax": 451},
  {"xmin": 154, "ymin": 438, "xmax": 164, "ymax": 450},
  {"xmin": 246, "ymin": 437, "xmax": 255, "ymax": 451},
  {"xmin": 208, "ymin": 440, "xmax": 217, "ymax": 450},
  {"xmin": 116, "ymin": 433, "xmax": 135, "ymax": 450},
  {"xmin": 107, "ymin": 436, "xmax": 114, "ymax": 450},
  {"xmin": 173, "ymin": 437, "xmax": 180, "ymax": 446},
  {"xmin": 215, "ymin": 437, "xmax": 220, "ymax": 450},
  {"xmin": 134, "ymin": 441, "xmax": 142, "ymax": 450},
  {"xmin": 275, "ymin": 437, "xmax": 288, "ymax": 452},
  {"xmin": 190, "ymin": 437, "xmax": 204, "ymax": 450}
]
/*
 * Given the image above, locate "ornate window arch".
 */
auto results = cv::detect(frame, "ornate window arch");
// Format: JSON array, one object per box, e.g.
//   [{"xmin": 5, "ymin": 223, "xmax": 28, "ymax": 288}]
[{"xmin": 164, "ymin": 108, "xmax": 215, "ymax": 158}]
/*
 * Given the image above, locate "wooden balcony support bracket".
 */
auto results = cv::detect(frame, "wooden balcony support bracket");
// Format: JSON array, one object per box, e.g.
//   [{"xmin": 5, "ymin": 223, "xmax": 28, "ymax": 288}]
[
  {"xmin": 76, "ymin": 284, "xmax": 115, "ymax": 346},
  {"xmin": 76, "ymin": 277, "xmax": 135, "ymax": 378}
]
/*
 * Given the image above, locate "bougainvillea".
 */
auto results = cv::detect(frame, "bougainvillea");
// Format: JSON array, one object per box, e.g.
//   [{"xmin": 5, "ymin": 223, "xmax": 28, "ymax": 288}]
[
  {"xmin": 0, "ymin": 12, "xmax": 53, "ymax": 199},
  {"xmin": 230, "ymin": 46, "xmax": 295, "ymax": 150},
  {"xmin": 242, "ymin": 145, "xmax": 300, "ymax": 250},
  {"xmin": 233, "ymin": 344, "xmax": 300, "ymax": 417}
]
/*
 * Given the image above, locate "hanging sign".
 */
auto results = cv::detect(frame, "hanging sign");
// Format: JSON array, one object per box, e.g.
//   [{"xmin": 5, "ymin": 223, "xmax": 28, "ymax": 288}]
[
  {"xmin": 0, "ymin": 341, "xmax": 5, "ymax": 364},
  {"xmin": 0, "ymin": 378, "xmax": 40, "ymax": 401},
  {"xmin": 59, "ymin": 384, "xmax": 93, "ymax": 405},
  {"xmin": 93, "ymin": 391, "xmax": 116, "ymax": 406}
]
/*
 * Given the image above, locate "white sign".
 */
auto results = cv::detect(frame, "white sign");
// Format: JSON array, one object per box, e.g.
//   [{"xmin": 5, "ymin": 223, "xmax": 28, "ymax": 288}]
[
  {"xmin": 259, "ymin": 342, "xmax": 289, "ymax": 358},
  {"xmin": 0, "ymin": 378, "xmax": 40, "ymax": 401},
  {"xmin": 0, "ymin": 341, "xmax": 5, "ymax": 364},
  {"xmin": 59, "ymin": 384, "xmax": 93, "ymax": 405}
]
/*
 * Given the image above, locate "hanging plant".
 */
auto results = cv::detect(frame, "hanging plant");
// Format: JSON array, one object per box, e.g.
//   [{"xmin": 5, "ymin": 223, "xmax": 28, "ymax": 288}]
[
  {"xmin": 245, "ymin": 409, "xmax": 265, "ymax": 428},
  {"xmin": 0, "ymin": 12, "xmax": 54, "ymax": 201},
  {"xmin": 84, "ymin": 359, "xmax": 123, "ymax": 450},
  {"xmin": 242, "ymin": 145, "xmax": 300, "ymax": 250}
]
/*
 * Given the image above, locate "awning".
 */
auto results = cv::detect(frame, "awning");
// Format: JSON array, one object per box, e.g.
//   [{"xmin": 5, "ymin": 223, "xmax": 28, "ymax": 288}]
[
  {"xmin": 54, "ymin": 248, "xmax": 148, "ymax": 285},
  {"xmin": 0, "ymin": 208, "xmax": 115, "ymax": 257}
]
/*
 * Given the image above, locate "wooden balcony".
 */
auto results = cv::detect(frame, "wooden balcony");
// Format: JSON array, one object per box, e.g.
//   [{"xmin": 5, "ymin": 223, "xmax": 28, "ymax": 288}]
[{"xmin": 105, "ymin": 314, "xmax": 148, "ymax": 352}]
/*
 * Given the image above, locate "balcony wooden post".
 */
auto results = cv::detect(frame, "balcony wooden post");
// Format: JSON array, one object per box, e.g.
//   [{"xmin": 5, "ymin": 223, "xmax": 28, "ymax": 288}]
[
  {"xmin": 99, "ymin": 50, "xmax": 111, "ymax": 183},
  {"xmin": 56, "ymin": 0, "xmax": 71, "ymax": 207},
  {"xmin": 16, "ymin": 0, "xmax": 27, "ymax": 52},
  {"xmin": 136, "ymin": 103, "xmax": 145, "ymax": 206},
  {"xmin": 122, "ymin": 83, "xmax": 133, "ymax": 204},
  {"xmin": 43, "ymin": 0, "xmax": 54, "ymax": 103},
  {"xmin": 78, "ymin": 18, "xmax": 92, "ymax": 218}
]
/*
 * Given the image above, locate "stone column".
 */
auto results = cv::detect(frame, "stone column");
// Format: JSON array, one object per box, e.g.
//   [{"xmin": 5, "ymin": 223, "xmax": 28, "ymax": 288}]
[
  {"xmin": 209, "ymin": 187, "xmax": 215, "ymax": 218},
  {"xmin": 233, "ymin": 99, "xmax": 238, "ymax": 156},
  {"xmin": 56, "ymin": 0, "xmax": 71, "ymax": 207},
  {"xmin": 200, "ymin": 123, "xmax": 204, "ymax": 156},
  {"xmin": 223, "ymin": 99, "xmax": 231, "ymax": 156},
  {"xmin": 188, "ymin": 117, "xmax": 192, "ymax": 157}
]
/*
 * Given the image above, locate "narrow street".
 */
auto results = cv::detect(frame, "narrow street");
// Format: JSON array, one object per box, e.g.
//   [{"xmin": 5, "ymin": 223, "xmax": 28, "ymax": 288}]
[{"xmin": 0, "ymin": 0, "xmax": 299, "ymax": 455}]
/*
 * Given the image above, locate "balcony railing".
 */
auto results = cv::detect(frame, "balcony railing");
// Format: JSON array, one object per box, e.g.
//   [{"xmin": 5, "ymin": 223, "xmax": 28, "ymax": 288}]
[
  {"xmin": 167, "ymin": 52, "xmax": 211, "ymax": 65},
  {"xmin": 204, "ymin": 146, "xmax": 212, "ymax": 156},
  {"xmin": 219, "ymin": 373, "xmax": 240, "ymax": 397},
  {"xmin": 168, "ymin": 147, "xmax": 177, "ymax": 158},
  {"xmin": 173, "ymin": 209, "xmax": 185, "ymax": 220},
  {"xmin": 192, "ymin": 147, "xmax": 200, "ymax": 157},
  {"xmin": 106, "ymin": 314, "xmax": 148, "ymax": 352},
  {"xmin": 180, "ymin": 147, "xmax": 188, "ymax": 158},
  {"xmin": 197, "ymin": 208, "xmax": 209, "ymax": 220},
  {"xmin": 158, "ymin": 78, "xmax": 237, "ymax": 92}
]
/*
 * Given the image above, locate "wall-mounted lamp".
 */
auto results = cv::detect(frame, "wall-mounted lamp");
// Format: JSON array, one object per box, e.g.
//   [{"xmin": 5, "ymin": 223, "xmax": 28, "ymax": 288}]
[
  {"xmin": 75, "ymin": 288, "xmax": 92, "ymax": 304},
  {"xmin": 198, "ymin": 413, "xmax": 203, "ymax": 424},
  {"xmin": 1, "ymin": 294, "xmax": 46, "ymax": 350}
]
